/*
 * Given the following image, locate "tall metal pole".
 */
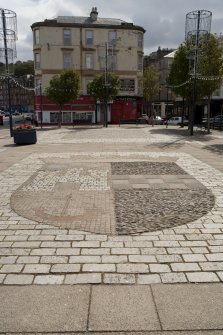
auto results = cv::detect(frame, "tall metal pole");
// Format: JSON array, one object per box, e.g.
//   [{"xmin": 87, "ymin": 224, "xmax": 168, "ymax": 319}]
[
  {"xmin": 40, "ymin": 83, "xmax": 43, "ymax": 129},
  {"xmin": 190, "ymin": 10, "xmax": 201, "ymax": 136},
  {"xmin": 1, "ymin": 9, "xmax": 13, "ymax": 136},
  {"xmin": 104, "ymin": 42, "xmax": 108, "ymax": 127}
]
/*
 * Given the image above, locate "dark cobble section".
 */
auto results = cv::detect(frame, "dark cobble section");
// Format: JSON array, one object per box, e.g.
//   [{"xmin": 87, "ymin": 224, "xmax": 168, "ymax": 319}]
[
  {"xmin": 114, "ymin": 188, "xmax": 215, "ymax": 235},
  {"xmin": 111, "ymin": 161, "xmax": 188, "ymax": 175}
]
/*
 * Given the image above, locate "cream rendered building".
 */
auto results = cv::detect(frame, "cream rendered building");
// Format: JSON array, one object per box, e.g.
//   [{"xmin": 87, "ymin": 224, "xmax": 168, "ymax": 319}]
[{"xmin": 31, "ymin": 7, "xmax": 145, "ymax": 124}]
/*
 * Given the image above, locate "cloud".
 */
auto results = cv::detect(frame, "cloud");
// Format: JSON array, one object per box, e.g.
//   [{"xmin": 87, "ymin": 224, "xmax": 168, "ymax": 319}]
[{"xmin": 2, "ymin": 0, "xmax": 223, "ymax": 61}]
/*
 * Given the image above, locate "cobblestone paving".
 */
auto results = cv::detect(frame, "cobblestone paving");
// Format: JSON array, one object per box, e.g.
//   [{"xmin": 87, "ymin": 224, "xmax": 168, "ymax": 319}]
[
  {"xmin": 111, "ymin": 161, "xmax": 187, "ymax": 175},
  {"xmin": 115, "ymin": 189, "xmax": 214, "ymax": 234},
  {"xmin": 0, "ymin": 147, "xmax": 223, "ymax": 284}
]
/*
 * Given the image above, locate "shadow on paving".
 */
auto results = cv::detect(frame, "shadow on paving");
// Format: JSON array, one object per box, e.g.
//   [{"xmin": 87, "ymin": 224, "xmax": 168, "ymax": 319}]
[
  {"xmin": 149, "ymin": 127, "xmax": 214, "ymax": 141},
  {"xmin": 203, "ymin": 144, "xmax": 223, "ymax": 155},
  {"xmin": 151, "ymin": 141, "xmax": 186, "ymax": 149}
]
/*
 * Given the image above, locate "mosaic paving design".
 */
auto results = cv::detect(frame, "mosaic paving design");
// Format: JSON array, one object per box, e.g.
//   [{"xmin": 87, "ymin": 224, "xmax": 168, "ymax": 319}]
[
  {"xmin": 11, "ymin": 162, "xmax": 116, "ymax": 235},
  {"xmin": 10, "ymin": 159, "xmax": 215, "ymax": 235}
]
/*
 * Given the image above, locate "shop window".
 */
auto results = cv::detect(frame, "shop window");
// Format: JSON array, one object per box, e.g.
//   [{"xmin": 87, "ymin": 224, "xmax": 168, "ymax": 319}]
[
  {"xmin": 73, "ymin": 112, "xmax": 93, "ymax": 121},
  {"xmin": 62, "ymin": 112, "xmax": 72, "ymax": 123},
  {"xmin": 50, "ymin": 112, "xmax": 59, "ymax": 123}
]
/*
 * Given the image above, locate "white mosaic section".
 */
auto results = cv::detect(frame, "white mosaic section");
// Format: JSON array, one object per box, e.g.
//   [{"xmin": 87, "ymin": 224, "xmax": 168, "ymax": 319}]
[{"xmin": 22, "ymin": 168, "xmax": 109, "ymax": 192}]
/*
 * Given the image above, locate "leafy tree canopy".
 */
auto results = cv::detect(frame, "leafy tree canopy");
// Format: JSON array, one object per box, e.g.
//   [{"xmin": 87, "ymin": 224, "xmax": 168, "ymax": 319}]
[
  {"xmin": 196, "ymin": 34, "xmax": 223, "ymax": 98},
  {"xmin": 87, "ymin": 72, "xmax": 120, "ymax": 102},
  {"xmin": 14, "ymin": 60, "xmax": 34, "ymax": 77},
  {"xmin": 45, "ymin": 68, "xmax": 80, "ymax": 106},
  {"xmin": 0, "ymin": 60, "xmax": 34, "ymax": 77},
  {"xmin": 142, "ymin": 64, "xmax": 159, "ymax": 102},
  {"xmin": 167, "ymin": 44, "xmax": 191, "ymax": 100},
  {"xmin": 167, "ymin": 34, "xmax": 223, "ymax": 102}
]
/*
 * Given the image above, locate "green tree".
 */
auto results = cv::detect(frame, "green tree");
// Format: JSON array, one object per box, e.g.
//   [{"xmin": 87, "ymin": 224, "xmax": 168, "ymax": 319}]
[
  {"xmin": 167, "ymin": 35, "xmax": 223, "ymax": 132},
  {"xmin": 87, "ymin": 72, "xmax": 120, "ymax": 125},
  {"xmin": 142, "ymin": 65, "xmax": 159, "ymax": 117},
  {"xmin": 14, "ymin": 60, "xmax": 34, "ymax": 77},
  {"xmin": 0, "ymin": 60, "xmax": 34, "ymax": 77},
  {"xmin": 167, "ymin": 44, "xmax": 191, "ymax": 101},
  {"xmin": 196, "ymin": 34, "xmax": 223, "ymax": 132},
  {"xmin": 45, "ymin": 68, "xmax": 80, "ymax": 128},
  {"xmin": 88, "ymin": 72, "xmax": 120, "ymax": 102}
]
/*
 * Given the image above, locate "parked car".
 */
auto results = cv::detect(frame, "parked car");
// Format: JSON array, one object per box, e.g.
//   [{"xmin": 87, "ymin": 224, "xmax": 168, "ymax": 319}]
[
  {"xmin": 25, "ymin": 115, "xmax": 32, "ymax": 121},
  {"xmin": 167, "ymin": 116, "xmax": 188, "ymax": 126},
  {"xmin": 148, "ymin": 116, "xmax": 164, "ymax": 125},
  {"xmin": 141, "ymin": 114, "xmax": 149, "ymax": 121},
  {"xmin": 202, "ymin": 115, "xmax": 223, "ymax": 129}
]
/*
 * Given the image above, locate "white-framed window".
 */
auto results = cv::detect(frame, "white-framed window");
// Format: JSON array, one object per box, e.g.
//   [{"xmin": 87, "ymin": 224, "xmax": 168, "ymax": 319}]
[
  {"xmin": 138, "ymin": 54, "xmax": 143, "ymax": 71},
  {"xmin": 86, "ymin": 53, "xmax": 93, "ymax": 69},
  {"xmin": 34, "ymin": 53, "xmax": 40, "ymax": 69},
  {"xmin": 63, "ymin": 29, "xmax": 71, "ymax": 46},
  {"xmin": 85, "ymin": 30, "xmax": 93, "ymax": 45},
  {"xmin": 120, "ymin": 79, "xmax": 135, "ymax": 92},
  {"xmin": 34, "ymin": 29, "xmax": 40, "ymax": 45},
  {"xmin": 108, "ymin": 31, "xmax": 116, "ymax": 47},
  {"xmin": 108, "ymin": 53, "xmax": 117, "ymax": 71},
  {"xmin": 63, "ymin": 52, "xmax": 72, "ymax": 69},
  {"xmin": 85, "ymin": 78, "xmax": 93, "ymax": 94},
  {"xmin": 138, "ymin": 32, "xmax": 143, "ymax": 48},
  {"xmin": 35, "ymin": 78, "xmax": 42, "ymax": 95}
]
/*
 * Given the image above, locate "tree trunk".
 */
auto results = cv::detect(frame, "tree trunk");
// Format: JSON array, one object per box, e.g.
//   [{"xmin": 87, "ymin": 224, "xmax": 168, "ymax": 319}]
[
  {"xmin": 58, "ymin": 105, "xmax": 62, "ymax": 128},
  {"xmin": 207, "ymin": 96, "xmax": 211, "ymax": 134}
]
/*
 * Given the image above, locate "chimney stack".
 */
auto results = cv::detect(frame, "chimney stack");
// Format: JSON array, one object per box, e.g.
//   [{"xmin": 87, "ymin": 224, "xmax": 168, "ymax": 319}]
[{"xmin": 90, "ymin": 7, "xmax": 98, "ymax": 21}]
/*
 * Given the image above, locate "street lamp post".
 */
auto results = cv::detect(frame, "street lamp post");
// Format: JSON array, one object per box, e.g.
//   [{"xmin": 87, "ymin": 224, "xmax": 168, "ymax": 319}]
[
  {"xmin": 2, "ymin": 10, "xmax": 13, "ymax": 136},
  {"xmin": 40, "ymin": 83, "xmax": 43, "ymax": 129},
  {"xmin": 104, "ymin": 42, "xmax": 109, "ymax": 127}
]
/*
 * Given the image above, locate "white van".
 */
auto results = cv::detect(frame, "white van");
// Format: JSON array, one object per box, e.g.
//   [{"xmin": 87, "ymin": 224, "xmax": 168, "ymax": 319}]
[{"xmin": 168, "ymin": 116, "xmax": 188, "ymax": 126}]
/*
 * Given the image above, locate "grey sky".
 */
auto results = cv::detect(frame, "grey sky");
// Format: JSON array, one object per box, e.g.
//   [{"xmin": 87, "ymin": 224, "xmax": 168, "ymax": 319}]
[{"xmin": 2, "ymin": 0, "xmax": 223, "ymax": 61}]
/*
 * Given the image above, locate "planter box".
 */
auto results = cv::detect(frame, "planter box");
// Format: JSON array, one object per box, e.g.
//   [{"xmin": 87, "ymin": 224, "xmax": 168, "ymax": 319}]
[{"xmin": 13, "ymin": 129, "xmax": 37, "ymax": 145}]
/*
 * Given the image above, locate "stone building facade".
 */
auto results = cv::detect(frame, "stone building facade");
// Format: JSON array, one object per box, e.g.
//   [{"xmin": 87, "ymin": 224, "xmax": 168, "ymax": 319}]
[{"xmin": 31, "ymin": 7, "xmax": 145, "ymax": 124}]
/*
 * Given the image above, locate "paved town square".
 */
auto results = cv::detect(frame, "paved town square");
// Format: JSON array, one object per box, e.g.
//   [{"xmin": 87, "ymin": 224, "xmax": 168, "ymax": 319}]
[{"xmin": 0, "ymin": 124, "xmax": 223, "ymax": 333}]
